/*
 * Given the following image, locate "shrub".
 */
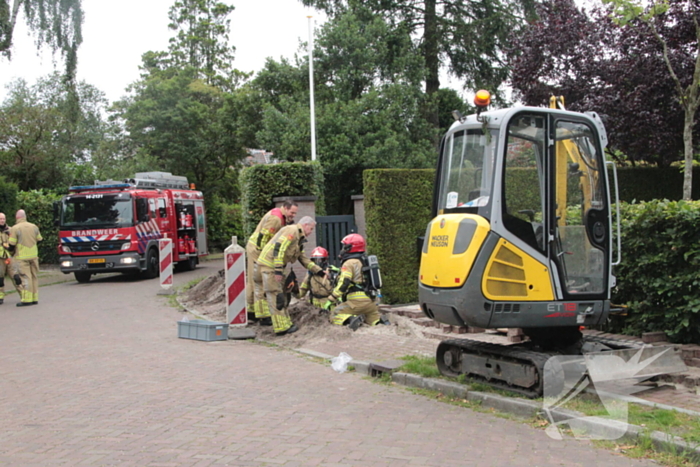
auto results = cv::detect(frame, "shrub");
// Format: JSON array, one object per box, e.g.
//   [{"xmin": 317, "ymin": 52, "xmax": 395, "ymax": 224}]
[
  {"xmin": 364, "ymin": 169, "xmax": 434, "ymax": 304},
  {"xmin": 239, "ymin": 162, "xmax": 324, "ymax": 239},
  {"xmin": 611, "ymin": 200, "xmax": 700, "ymax": 343}
]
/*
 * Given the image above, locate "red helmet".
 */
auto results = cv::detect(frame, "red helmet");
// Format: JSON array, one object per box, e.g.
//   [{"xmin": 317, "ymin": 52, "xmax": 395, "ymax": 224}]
[
  {"xmin": 311, "ymin": 246, "xmax": 329, "ymax": 258},
  {"xmin": 340, "ymin": 233, "xmax": 366, "ymax": 254}
]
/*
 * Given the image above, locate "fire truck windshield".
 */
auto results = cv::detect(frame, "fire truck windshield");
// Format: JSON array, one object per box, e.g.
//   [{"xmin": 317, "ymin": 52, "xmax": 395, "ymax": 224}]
[{"xmin": 61, "ymin": 193, "xmax": 133, "ymax": 228}]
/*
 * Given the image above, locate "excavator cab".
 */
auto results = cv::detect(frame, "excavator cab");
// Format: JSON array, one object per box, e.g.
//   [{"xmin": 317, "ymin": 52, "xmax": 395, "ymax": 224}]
[{"xmin": 419, "ymin": 93, "xmax": 614, "ymax": 348}]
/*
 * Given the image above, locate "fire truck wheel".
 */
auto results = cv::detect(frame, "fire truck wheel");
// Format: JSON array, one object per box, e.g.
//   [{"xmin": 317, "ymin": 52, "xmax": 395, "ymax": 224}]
[
  {"xmin": 182, "ymin": 256, "xmax": 197, "ymax": 271},
  {"xmin": 143, "ymin": 247, "xmax": 159, "ymax": 279},
  {"xmin": 74, "ymin": 271, "xmax": 91, "ymax": 283}
]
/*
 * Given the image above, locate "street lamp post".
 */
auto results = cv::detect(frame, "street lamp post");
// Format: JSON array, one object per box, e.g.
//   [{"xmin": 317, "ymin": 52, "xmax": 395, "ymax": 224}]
[{"xmin": 308, "ymin": 16, "xmax": 317, "ymax": 162}]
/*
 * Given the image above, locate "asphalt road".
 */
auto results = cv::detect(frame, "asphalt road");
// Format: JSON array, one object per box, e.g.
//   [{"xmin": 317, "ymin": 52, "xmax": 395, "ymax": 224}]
[{"xmin": 0, "ymin": 262, "xmax": 657, "ymax": 466}]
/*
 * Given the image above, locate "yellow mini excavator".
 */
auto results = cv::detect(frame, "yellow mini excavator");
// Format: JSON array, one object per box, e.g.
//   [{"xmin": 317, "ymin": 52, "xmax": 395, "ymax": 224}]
[{"xmin": 419, "ymin": 92, "xmax": 684, "ymax": 397}]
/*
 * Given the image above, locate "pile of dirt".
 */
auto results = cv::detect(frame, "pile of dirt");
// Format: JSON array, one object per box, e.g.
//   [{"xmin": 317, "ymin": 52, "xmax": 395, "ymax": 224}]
[{"xmin": 178, "ymin": 269, "xmax": 435, "ymax": 348}]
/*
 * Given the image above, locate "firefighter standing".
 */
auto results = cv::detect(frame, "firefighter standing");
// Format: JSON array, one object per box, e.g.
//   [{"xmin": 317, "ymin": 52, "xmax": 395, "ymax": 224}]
[
  {"xmin": 298, "ymin": 247, "xmax": 336, "ymax": 309},
  {"xmin": 254, "ymin": 216, "xmax": 322, "ymax": 335},
  {"xmin": 324, "ymin": 233, "xmax": 389, "ymax": 330},
  {"xmin": 246, "ymin": 200, "xmax": 298, "ymax": 324},
  {"xmin": 0, "ymin": 213, "xmax": 22, "ymax": 305},
  {"xmin": 9, "ymin": 209, "xmax": 42, "ymax": 307}
]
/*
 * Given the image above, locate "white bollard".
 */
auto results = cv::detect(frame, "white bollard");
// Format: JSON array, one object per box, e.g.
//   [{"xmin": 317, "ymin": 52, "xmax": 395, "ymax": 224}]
[
  {"xmin": 225, "ymin": 236, "xmax": 247, "ymax": 326},
  {"xmin": 159, "ymin": 238, "xmax": 173, "ymax": 289}
]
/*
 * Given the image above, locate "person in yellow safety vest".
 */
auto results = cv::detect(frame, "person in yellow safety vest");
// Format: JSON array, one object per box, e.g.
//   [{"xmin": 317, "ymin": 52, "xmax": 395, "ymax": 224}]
[
  {"xmin": 298, "ymin": 246, "xmax": 336, "ymax": 309},
  {"xmin": 254, "ymin": 216, "xmax": 323, "ymax": 335},
  {"xmin": 0, "ymin": 213, "xmax": 23, "ymax": 305},
  {"xmin": 323, "ymin": 233, "xmax": 390, "ymax": 330},
  {"xmin": 8, "ymin": 209, "xmax": 43, "ymax": 307},
  {"xmin": 245, "ymin": 200, "xmax": 298, "ymax": 324}
]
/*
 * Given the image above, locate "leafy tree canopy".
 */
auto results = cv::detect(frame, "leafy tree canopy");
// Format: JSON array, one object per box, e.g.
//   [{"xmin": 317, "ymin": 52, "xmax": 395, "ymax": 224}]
[{"xmin": 508, "ymin": 0, "xmax": 696, "ymax": 168}]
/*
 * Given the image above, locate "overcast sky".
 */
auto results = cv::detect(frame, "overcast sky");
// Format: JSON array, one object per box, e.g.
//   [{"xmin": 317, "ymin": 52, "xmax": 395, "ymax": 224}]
[{"xmin": 0, "ymin": 0, "xmax": 326, "ymax": 103}]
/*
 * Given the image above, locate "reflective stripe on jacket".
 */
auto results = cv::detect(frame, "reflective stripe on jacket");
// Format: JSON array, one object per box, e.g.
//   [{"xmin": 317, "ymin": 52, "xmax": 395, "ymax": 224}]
[{"xmin": 257, "ymin": 224, "xmax": 319, "ymax": 274}]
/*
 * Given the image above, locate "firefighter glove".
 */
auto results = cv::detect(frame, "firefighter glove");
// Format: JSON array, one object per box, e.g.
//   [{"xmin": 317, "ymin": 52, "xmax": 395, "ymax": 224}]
[
  {"xmin": 13, "ymin": 274, "xmax": 21, "ymax": 286},
  {"xmin": 323, "ymin": 300, "xmax": 333, "ymax": 311},
  {"xmin": 315, "ymin": 269, "xmax": 325, "ymax": 277}
]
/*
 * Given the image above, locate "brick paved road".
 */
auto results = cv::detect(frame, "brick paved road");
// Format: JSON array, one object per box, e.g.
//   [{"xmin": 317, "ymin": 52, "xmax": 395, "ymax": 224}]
[{"xmin": 0, "ymin": 264, "xmax": 656, "ymax": 466}]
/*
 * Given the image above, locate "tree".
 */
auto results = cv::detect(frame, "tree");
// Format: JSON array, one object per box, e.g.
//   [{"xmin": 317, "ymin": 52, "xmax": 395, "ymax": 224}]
[
  {"xmin": 301, "ymin": 0, "xmax": 534, "ymax": 131},
  {"xmin": 0, "ymin": 0, "xmax": 83, "ymax": 77},
  {"xmin": 0, "ymin": 74, "xmax": 111, "ymax": 190},
  {"xmin": 508, "ymin": 0, "xmax": 693, "ymax": 171},
  {"xmin": 165, "ymin": 0, "xmax": 244, "ymax": 90},
  {"xmin": 603, "ymin": 0, "xmax": 700, "ymax": 199},
  {"xmin": 114, "ymin": 1, "xmax": 249, "ymax": 199}
]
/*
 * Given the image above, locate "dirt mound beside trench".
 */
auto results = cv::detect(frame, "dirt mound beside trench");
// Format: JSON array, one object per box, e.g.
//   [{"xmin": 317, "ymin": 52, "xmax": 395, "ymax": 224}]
[{"xmin": 178, "ymin": 269, "xmax": 432, "ymax": 348}]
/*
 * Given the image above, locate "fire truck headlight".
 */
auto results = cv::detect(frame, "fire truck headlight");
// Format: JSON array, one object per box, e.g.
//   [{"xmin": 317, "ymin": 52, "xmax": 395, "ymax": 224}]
[
  {"xmin": 120, "ymin": 257, "xmax": 137, "ymax": 265},
  {"xmin": 61, "ymin": 245, "xmax": 71, "ymax": 253},
  {"xmin": 61, "ymin": 260, "xmax": 73, "ymax": 268},
  {"xmin": 121, "ymin": 242, "xmax": 131, "ymax": 251}
]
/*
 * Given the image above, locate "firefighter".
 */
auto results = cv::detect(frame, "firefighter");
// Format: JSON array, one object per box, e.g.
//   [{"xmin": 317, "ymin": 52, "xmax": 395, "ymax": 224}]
[
  {"xmin": 246, "ymin": 200, "xmax": 298, "ymax": 324},
  {"xmin": 0, "ymin": 213, "xmax": 23, "ymax": 305},
  {"xmin": 323, "ymin": 233, "xmax": 389, "ymax": 330},
  {"xmin": 298, "ymin": 246, "xmax": 336, "ymax": 309},
  {"xmin": 9, "ymin": 209, "xmax": 43, "ymax": 306},
  {"xmin": 254, "ymin": 216, "xmax": 323, "ymax": 335}
]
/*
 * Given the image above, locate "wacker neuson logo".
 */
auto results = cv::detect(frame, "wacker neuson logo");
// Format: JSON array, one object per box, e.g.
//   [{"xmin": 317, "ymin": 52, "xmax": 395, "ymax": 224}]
[{"xmin": 542, "ymin": 347, "xmax": 673, "ymax": 440}]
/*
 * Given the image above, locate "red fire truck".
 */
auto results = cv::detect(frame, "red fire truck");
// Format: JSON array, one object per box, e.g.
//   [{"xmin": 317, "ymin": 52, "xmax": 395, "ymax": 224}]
[{"xmin": 55, "ymin": 172, "xmax": 208, "ymax": 283}]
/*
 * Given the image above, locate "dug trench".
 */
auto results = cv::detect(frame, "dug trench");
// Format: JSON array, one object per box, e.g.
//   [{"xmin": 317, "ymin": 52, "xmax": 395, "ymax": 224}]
[{"xmin": 177, "ymin": 269, "xmax": 435, "ymax": 351}]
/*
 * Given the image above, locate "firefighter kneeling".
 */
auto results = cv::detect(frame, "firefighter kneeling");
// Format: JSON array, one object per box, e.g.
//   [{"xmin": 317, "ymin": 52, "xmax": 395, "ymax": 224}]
[
  {"xmin": 299, "ymin": 247, "xmax": 336, "ymax": 309},
  {"xmin": 324, "ymin": 234, "xmax": 390, "ymax": 330}
]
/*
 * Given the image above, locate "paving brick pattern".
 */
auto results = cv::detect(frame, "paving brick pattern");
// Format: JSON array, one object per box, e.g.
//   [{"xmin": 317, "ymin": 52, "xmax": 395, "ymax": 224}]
[{"xmin": 0, "ymin": 265, "xmax": 662, "ymax": 465}]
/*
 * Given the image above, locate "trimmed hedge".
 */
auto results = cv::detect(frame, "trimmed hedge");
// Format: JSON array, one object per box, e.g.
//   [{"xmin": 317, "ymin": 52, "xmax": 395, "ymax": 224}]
[
  {"xmin": 364, "ymin": 169, "xmax": 434, "ymax": 304},
  {"xmin": 205, "ymin": 194, "xmax": 244, "ymax": 252},
  {"xmin": 0, "ymin": 176, "xmax": 18, "ymax": 216},
  {"xmin": 611, "ymin": 200, "xmax": 700, "ymax": 344},
  {"xmin": 239, "ymin": 162, "xmax": 325, "ymax": 239}
]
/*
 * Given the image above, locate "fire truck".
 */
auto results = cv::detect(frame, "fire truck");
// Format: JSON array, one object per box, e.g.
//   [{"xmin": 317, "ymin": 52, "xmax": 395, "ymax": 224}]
[{"xmin": 55, "ymin": 172, "xmax": 208, "ymax": 283}]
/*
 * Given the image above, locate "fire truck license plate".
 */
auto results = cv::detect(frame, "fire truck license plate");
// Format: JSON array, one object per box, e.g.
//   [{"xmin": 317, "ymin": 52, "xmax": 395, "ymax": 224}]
[{"xmin": 87, "ymin": 258, "xmax": 106, "ymax": 264}]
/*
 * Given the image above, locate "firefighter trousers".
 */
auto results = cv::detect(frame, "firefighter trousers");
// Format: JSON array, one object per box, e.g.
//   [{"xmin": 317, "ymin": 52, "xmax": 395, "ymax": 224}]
[
  {"xmin": 246, "ymin": 245, "xmax": 261, "ymax": 316},
  {"xmin": 17, "ymin": 258, "xmax": 39, "ymax": 303},
  {"xmin": 331, "ymin": 298, "xmax": 380, "ymax": 326},
  {"xmin": 0, "ymin": 257, "xmax": 22, "ymax": 300},
  {"xmin": 257, "ymin": 265, "xmax": 293, "ymax": 334},
  {"xmin": 252, "ymin": 263, "xmax": 272, "ymax": 319}
]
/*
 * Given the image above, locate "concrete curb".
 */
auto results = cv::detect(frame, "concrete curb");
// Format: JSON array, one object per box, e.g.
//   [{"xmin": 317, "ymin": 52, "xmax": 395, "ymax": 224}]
[{"xmin": 292, "ymin": 348, "xmax": 700, "ymax": 461}]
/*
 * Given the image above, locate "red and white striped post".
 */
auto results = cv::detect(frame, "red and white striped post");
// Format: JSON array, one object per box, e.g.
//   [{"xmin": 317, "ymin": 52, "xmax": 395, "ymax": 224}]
[
  {"xmin": 159, "ymin": 238, "xmax": 173, "ymax": 290},
  {"xmin": 225, "ymin": 236, "xmax": 247, "ymax": 326}
]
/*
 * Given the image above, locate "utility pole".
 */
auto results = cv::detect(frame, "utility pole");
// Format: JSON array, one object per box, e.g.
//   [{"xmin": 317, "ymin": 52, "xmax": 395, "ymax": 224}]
[{"xmin": 307, "ymin": 15, "xmax": 317, "ymax": 162}]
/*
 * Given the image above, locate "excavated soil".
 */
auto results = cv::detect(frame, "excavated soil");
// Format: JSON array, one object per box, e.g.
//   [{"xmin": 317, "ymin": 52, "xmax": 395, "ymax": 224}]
[{"xmin": 178, "ymin": 269, "xmax": 435, "ymax": 349}]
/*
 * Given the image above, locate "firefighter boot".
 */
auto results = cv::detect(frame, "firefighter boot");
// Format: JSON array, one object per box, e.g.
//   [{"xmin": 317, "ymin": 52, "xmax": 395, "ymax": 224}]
[
  {"xmin": 378, "ymin": 315, "xmax": 391, "ymax": 325},
  {"xmin": 260, "ymin": 317, "xmax": 272, "ymax": 326},
  {"xmin": 347, "ymin": 315, "xmax": 364, "ymax": 331},
  {"xmin": 275, "ymin": 324, "xmax": 298, "ymax": 336}
]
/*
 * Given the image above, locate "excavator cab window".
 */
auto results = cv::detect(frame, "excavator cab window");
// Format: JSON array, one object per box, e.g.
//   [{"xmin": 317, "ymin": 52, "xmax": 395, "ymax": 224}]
[
  {"xmin": 438, "ymin": 128, "xmax": 497, "ymax": 218},
  {"xmin": 553, "ymin": 120, "xmax": 606, "ymax": 295},
  {"xmin": 502, "ymin": 115, "xmax": 547, "ymax": 253}
]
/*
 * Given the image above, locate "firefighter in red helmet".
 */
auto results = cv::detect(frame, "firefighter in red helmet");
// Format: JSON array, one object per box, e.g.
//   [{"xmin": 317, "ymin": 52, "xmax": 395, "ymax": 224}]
[
  {"xmin": 299, "ymin": 246, "xmax": 336, "ymax": 309},
  {"xmin": 324, "ymin": 233, "xmax": 389, "ymax": 330}
]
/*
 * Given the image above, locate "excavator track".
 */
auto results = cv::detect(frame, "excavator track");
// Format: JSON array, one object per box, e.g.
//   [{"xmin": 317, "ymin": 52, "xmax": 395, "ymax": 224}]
[
  {"xmin": 437, "ymin": 335, "xmax": 683, "ymax": 398},
  {"xmin": 437, "ymin": 339, "xmax": 552, "ymax": 398}
]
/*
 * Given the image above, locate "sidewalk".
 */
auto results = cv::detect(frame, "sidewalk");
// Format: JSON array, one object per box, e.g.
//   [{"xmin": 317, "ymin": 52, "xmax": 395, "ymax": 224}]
[{"xmin": 259, "ymin": 304, "xmax": 700, "ymax": 416}]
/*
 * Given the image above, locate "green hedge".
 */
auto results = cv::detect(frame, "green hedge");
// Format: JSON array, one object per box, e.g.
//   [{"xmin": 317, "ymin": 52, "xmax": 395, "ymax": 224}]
[
  {"xmin": 364, "ymin": 169, "xmax": 434, "ymax": 304},
  {"xmin": 205, "ymin": 194, "xmax": 244, "ymax": 252},
  {"xmin": 0, "ymin": 176, "xmax": 19, "ymax": 216},
  {"xmin": 239, "ymin": 161, "xmax": 325, "ymax": 238},
  {"xmin": 611, "ymin": 200, "xmax": 700, "ymax": 344},
  {"xmin": 615, "ymin": 167, "xmax": 700, "ymax": 201},
  {"xmin": 16, "ymin": 190, "xmax": 62, "ymax": 264}
]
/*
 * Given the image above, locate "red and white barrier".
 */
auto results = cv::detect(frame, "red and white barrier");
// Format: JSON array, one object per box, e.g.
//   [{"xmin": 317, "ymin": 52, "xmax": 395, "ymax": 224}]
[
  {"xmin": 225, "ymin": 236, "xmax": 247, "ymax": 326},
  {"xmin": 159, "ymin": 238, "xmax": 173, "ymax": 289}
]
